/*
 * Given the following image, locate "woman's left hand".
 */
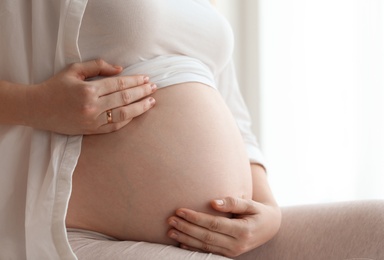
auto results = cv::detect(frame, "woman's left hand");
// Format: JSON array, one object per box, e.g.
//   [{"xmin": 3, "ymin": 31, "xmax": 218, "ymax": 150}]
[{"xmin": 167, "ymin": 197, "xmax": 281, "ymax": 258}]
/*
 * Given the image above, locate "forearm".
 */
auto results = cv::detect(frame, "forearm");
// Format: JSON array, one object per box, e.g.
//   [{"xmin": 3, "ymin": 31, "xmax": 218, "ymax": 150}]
[
  {"xmin": 250, "ymin": 163, "xmax": 279, "ymax": 207},
  {"xmin": 0, "ymin": 80, "xmax": 30, "ymax": 126}
]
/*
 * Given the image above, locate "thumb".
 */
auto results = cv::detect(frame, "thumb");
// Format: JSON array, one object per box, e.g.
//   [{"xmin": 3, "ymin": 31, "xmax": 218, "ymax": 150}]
[
  {"xmin": 72, "ymin": 59, "xmax": 123, "ymax": 80},
  {"xmin": 211, "ymin": 197, "xmax": 260, "ymax": 215}
]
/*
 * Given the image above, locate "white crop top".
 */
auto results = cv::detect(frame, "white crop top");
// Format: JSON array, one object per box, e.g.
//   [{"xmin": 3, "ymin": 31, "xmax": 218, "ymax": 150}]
[{"xmin": 78, "ymin": 0, "xmax": 234, "ymax": 86}]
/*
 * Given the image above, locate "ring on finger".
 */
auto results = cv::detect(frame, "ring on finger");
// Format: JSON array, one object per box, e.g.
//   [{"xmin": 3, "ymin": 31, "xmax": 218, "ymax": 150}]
[{"xmin": 106, "ymin": 109, "xmax": 113, "ymax": 124}]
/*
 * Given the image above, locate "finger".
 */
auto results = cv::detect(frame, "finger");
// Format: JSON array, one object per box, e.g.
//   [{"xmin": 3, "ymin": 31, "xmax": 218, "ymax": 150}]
[
  {"xmin": 168, "ymin": 210, "xmax": 240, "ymax": 243},
  {"xmin": 211, "ymin": 197, "xmax": 261, "ymax": 215},
  {"xmin": 99, "ymin": 83, "xmax": 157, "ymax": 111},
  {"xmin": 168, "ymin": 228, "xmax": 232, "ymax": 257},
  {"xmin": 69, "ymin": 59, "xmax": 123, "ymax": 80},
  {"xmin": 95, "ymin": 74, "xmax": 150, "ymax": 97},
  {"xmin": 94, "ymin": 97, "xmax": 156, "ymax": 130},
  {"xmin": 86, "ymin": 121, "xmax": 127, "ymax": 135},
  {"xmin": 108, "ymin": 97, "xmax": 156, "ymax": 123},
  {"xmin": 174, "ymin": 208, "xmax": 243, "ymax": 236}
]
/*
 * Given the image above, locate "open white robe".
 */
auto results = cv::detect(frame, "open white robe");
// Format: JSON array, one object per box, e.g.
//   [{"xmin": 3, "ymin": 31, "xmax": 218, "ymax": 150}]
[
  {"xmin": 0, "ymin": 1, "xmax": 88, "ymax": 259},
  {"xmin": 0, "ymin": 1, "xmax": 264, "ymax": 259}
]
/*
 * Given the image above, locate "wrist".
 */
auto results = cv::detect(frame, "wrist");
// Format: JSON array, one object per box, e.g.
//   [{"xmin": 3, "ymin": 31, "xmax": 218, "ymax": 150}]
[
  {"xmin": 24, "ymin": 83, "xmax": 46, "ymax": 130},
  {"xmin": 0, "ymin": 80, "xmax": 30, "ymax": 126}
]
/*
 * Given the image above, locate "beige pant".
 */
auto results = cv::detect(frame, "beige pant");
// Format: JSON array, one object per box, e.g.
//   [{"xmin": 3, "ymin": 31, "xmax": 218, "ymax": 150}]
[{"xmin": 68, "ymin": 200, "xmax": 384, "ymax": 260}]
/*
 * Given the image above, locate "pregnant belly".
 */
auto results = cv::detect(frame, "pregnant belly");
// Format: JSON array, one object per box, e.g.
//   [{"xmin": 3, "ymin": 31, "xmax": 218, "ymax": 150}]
[{"xmin": 66, "ymin": 83, "xmax": 253, "ymax": 245}]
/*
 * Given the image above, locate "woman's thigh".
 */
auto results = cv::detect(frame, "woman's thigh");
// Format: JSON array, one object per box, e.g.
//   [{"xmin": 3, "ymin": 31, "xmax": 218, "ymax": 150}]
[
  {"xmin": 237, "ymin": 200, "xmax": 384, "ymax": 260},
  {"xmin": 69, "ymin": 200, "xmax": 384, "ymax": 259}
]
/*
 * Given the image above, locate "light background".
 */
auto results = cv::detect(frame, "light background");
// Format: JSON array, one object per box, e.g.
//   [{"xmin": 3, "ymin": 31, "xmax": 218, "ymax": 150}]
[{"xmin": 217, "ymin": 0, "xmax": 384, "ymax": 206}]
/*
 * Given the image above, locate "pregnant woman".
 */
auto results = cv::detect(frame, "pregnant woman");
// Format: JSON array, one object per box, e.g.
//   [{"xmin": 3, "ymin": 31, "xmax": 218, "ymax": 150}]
[
  {"xmin": 2, "ymin": 1, "xmax": 384, "ymax": 259},
  {"xmin": 66, "ymin": 0, "xmax": 277, "ymax": 250}
]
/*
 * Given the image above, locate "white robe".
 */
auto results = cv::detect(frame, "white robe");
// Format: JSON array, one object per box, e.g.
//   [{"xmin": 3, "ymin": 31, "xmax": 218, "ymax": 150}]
[{"xmin": 0, "ymin": 1, "xmax": 88, "ymax": 259}]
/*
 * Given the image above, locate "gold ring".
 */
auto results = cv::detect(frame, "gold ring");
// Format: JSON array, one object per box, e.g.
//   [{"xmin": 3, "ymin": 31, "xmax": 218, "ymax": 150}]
[{"xmin": 106, "ymin": 110, "xmax": 113, "ymax": 124}]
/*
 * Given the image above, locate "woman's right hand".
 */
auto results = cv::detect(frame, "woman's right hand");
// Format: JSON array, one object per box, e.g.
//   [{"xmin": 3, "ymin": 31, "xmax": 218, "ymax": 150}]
[{"xmin": 26, "ymin": 59, "xmax": 156, "ymax": 135}]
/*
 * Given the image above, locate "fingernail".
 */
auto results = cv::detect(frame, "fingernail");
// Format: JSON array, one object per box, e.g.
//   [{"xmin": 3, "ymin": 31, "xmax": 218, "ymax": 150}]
[
  {"xmin": 143, "ymin": 76, "xmax": 150, "ymax": 83},
  {"xmin": 149, "ymin": 97, "xmax": 156, "ymax": 106},
  {"xmin": 169, "ymin": 231, "xmax": 178, "ymax": 239},
  {"xmin": 215, "ymin": 199, "xmax": 224, "ymax": 206},
  {"xmin": 151, "ymin": 84, "xmax": 157, "ymax": 91},
  {"xmin": 169, "ymin": 219, "xmax": 178, "ymax": 227},
  {"xmin": 113, "ymin": 65, "xmax": 122, "ymax": 70},
  {"xmin": 176, "ymin": 211, "xmax": 186, "ymax": 218}
]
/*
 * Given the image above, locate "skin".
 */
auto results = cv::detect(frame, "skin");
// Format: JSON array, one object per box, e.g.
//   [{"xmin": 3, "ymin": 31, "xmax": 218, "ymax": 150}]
[
  {"xmin": 167, "ymin": 164, "xmax": 282, "ymax": 258},
  {"xmin": 0, "ymin": 59, "xmax": 156, "ymax": 135},
  {"xmin": 65, "ymin": 98, "xmax": 281, "ymax": 257},
  {"xmin": 2, "ymin": 1, "xmax": 282, "ymax": 257},
  {"xmin": 2, "ymin": 57, "xmax": 281, "ymax": 257},
  {"xmin": 164, "ymin": 2, "xmax": 282, "ymax": 257},
  {"xmin": 66, "ymin": 83, "xmax": 254, "ymax": 245}
]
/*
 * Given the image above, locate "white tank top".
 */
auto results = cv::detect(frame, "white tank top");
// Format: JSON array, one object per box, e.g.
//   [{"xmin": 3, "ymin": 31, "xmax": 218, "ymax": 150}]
[{"xmin": 78, "ymin": 0, "xmax": 234, "ymax": 88}]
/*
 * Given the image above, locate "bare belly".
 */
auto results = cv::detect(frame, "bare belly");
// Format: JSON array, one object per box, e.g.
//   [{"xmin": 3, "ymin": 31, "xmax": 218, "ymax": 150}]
[{"xmin": 66, "ymin": 83, "xmax": 253, "ymax": 245}]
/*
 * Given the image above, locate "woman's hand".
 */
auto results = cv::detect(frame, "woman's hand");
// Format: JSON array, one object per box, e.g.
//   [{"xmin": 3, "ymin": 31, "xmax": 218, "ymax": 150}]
[
  {"xmin": 26, "ymin": 59, "xmax": 156, "ymax": 135},
  {"xmin": 167, "ymin": 197, "xmax": 281, "ymax": 258}
]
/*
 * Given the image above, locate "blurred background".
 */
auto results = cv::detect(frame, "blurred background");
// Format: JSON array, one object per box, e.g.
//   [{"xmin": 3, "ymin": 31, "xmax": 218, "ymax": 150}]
[{"xmin": 217, "ymin": 0, "xmax": 384, "ymax": 206}]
